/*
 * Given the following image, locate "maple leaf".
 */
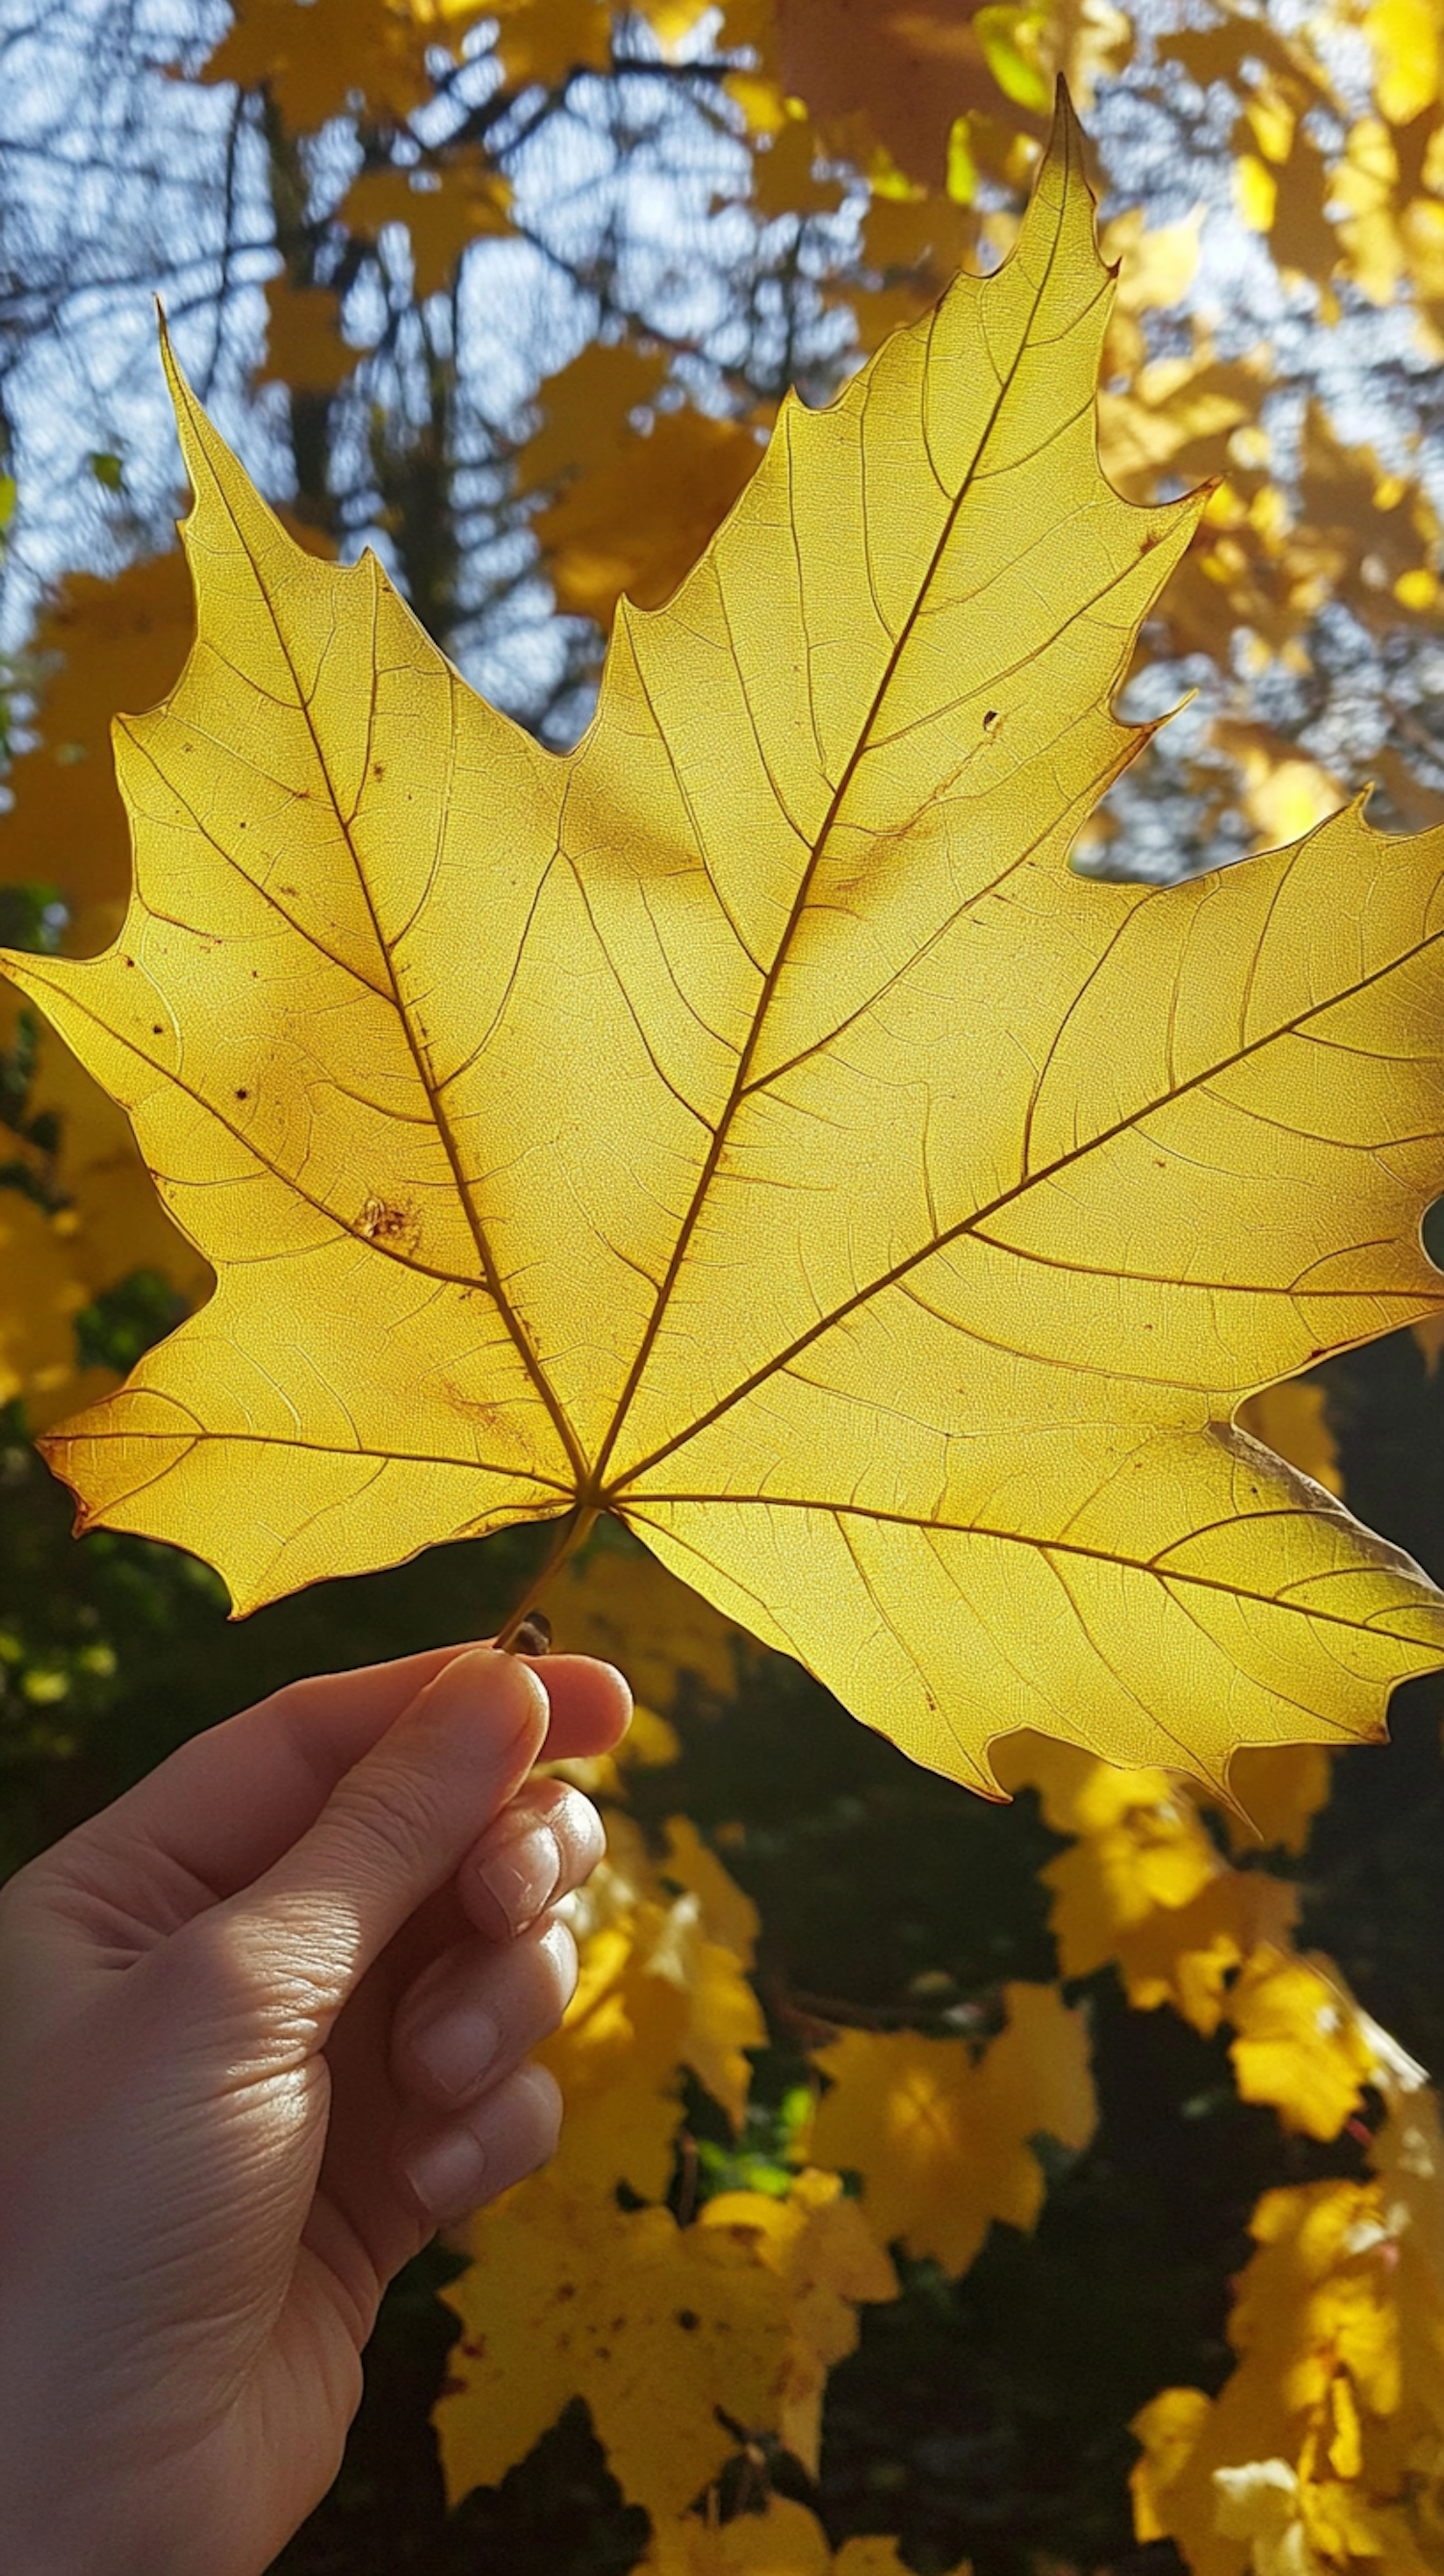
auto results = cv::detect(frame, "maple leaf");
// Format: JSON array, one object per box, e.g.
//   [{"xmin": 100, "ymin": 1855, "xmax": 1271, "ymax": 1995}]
[
  {"xmin": 0, "ymin": 1015, "xmax": 208, "ymax": 1428},
  {"xmin": 201, "ymin": 0, "xmax": 485, "ymax": 127},
  {"xmin": 11, "ymin": 95, "xmax": 1444, "ymax": 1796},
  {"xmin": 806, "ymin": 1983, "xmax": 1096, "ymax": 2274},
  {"xmin": 1227, "ymin": 1945, "xmax": 1378, "ymax": 2141},
  {"xmin": 1133, "ymin": 2061, "xmax": 1444, "ymax": 2576},
  {"xmin": 343, "ymin": 163, "xmax": 512, "ymax": 300},
  {"xmin": 0, "ymin": 552, "xmax": 192, "ymax": 921},
  {"xmin": 698, "ymin": 2169, "xmax": 899, "ymax": 2469},
  {"xmin": 644, "ymin": 2495, "xmax": 967, "ymax": 2572},
  {"xmin": 548, "ymin": 1533, "xmax": 741, "ymax": 1713},
  {"xmin": 261, "ymin": 278, "xmax": 356, "ymax": 394},
  {"xmin": 435, "ymin": 2184, "xmax": 790, "ymax": 2521},
  {"xmin": 533, "ymin": 1804, "xmax": 764, "ymax": 2190}
]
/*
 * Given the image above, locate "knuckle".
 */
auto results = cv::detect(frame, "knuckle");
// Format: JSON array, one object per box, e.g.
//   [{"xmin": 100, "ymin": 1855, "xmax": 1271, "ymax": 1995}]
[{"xmin": 330, "ymin": 1765, "xmax": 435, "ymax": 1876}]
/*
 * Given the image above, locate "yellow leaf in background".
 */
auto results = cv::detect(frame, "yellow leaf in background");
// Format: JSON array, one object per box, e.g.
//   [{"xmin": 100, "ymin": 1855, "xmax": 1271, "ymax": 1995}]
[
  {"xmin": 13, "ymin": 104, "xmax": 1444, "ymax": 1796},
  {"xmin": 664, "ymin": 1815, "xmax": 760, "ymax": 1966},
  {"xmin": 637, "ymin": 0, "xmax": 714, "ymax": 48},
  {"xmin": 0, "ymin": 1009, "xmax": 210, "ymax": 1429},
  {"xmin": 543, "ymin": 1694, "xmax": 680, "ymax": 1799},
  {"xmin": 544, "ymin": 1805, "xmax": 761, "ymax": 2157},
  {"xmin": 262, "ymin": 277, "xmax": 356, "ymax": 392},
  {"xmin": 517, "ymin": 342, "xmax": 671, "ymax": 497},
  {"xmin": 843, "ymin": 186, "xmax": 986, "ymax": 350},
  {"xmin": 1364, "ymin": 0, "xmax": 1441, "ymax": 127},
  {"xmin": 837, "ymin": 2542, "xmax": 967, "ymax": 2576},
  {"xmin": 994, "ymin": 1733, "xmax": 1305, "ymax": 2032},
  {"xmin": 1131, "ymin": 2386, "xmax": 1214, "ymax": 2543},
  {"xmin": 1103, "ymin": 206, "xmax": 1202, "ymax": 318},
  {"xmin": 808, "ymin": 1983, "xmax": 1096, "ymax": 2273},
  {"xmin": 1234, "ymin": 152, "xmax": 1277, "ymax": 233},
  {"xmin": 644, "ymin": 2494, "xmax": 970, "ymax": 2573},
  {"xmin": 535, "ymin": 403, "xmax": 765, "ymax": 626},
  {"xmin": 651, "ymin": 1885, "xmax": 766, "ymax": 2128},
  {"xmin": 774, "ymin": 0, "xmax": 1005, "ymax": 186},
  {"xmin": 701, "ymin": 2170, "xmax": 898, "ymax": 2470},
  {"xmin": 1236, "ymin": 1379, "xmax": 1341, "ymax": 1497},
  {"xmin": 644, "ymin": 2496, "xmax": 833, "ymax": 2575},
  {"xmin": 517, "ymin": 344, "xmax": 766, "ymax": 630},
  {"xmin": 1240, "ymin": 749, "xmax": 1347, "ymax": 851},
  {"xmin": 0, "ymin": 551, "xmax": 192, "ymax": 918},
  {"xmin": 1334, "ymin": 117, "xmax": 1406, "ymax": 307},
  {"xmin": 488, "ymin": 0, "xmax": 610, "ymax": 87},
  {"xmin": 768, "ymin": 0, "xmax": 1125, "ymax": 187},
  {"xmin": 343, "ymin": 164, "xmax": 512, "ymax": 299},
  {"xmin": 533, "ymin": 1906, "xmax": 688, "ymax": 2202},
  {"xmin": 975, "ymin": 4, "xmax": 1052, "ymax": 115},
  {"xmin": 202, "ymin": 0, "xmax": 468, "ymax": 125},
  {"xmin": 436, "ymin": 2187, "xmax": 790, "ymax": 2522},
  {"xmin": 1215, "ymin": 1741, "xmax": 1333, "ymax": 1855},
  {"xmin": 0, "ymin": 1190, "xmax": 99, "ymax": 1418},
  {"xmin": 752, "ymin": 116, "xmax": 847, "ymax": 220},
  {"xmin": 1131, "ymin": 2057, "xmax": 1444, "ymax": 2576},
  {"xmin": 1227, "ymin": 1946, "xmax": 1377, "ymax": 2140},
  {"xmin": 549, "ymin": 1538, "xmax": 741, "ymax": 1710},
  {"xmin": 1415, "ymin": 1308, "xmax": 1444, "ymax": 1371}
]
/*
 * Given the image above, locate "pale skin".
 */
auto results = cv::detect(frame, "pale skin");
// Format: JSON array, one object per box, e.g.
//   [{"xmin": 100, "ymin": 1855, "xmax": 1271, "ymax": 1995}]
[{"xmin": 0, "ymin": 1638, "xmax": 632, "ymax": 2576}]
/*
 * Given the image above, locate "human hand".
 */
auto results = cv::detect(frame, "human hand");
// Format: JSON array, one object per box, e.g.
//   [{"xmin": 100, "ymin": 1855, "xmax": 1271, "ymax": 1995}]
[{"xmin": 0, "ymin": 1638, "xmax": 631, "ymax": 2576}]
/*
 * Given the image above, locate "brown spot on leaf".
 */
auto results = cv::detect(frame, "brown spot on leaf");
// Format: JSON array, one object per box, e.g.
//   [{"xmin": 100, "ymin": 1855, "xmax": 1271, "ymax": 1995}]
[{"xmin": 360, "ymin": 1195, "xmax": 412, "ymax": 1244}]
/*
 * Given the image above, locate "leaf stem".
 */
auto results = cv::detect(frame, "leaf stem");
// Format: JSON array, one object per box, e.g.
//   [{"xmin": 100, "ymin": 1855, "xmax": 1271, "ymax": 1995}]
[{"xmin": 493, "ymin": 1503, "xmax": 599, "ymax": 1652}]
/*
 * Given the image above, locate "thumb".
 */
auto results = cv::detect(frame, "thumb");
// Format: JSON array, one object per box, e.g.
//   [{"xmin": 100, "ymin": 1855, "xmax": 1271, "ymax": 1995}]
[{"xmin": 201, "ymin": 1646, "xmax": 548, "ymax": 2028}]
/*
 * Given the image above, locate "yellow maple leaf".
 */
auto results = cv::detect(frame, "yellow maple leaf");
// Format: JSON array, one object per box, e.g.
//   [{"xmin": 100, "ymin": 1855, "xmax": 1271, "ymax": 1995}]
[
  {"xmin": 700, "ymin": 2169, "xmax": 898, "ymax": 2469},
  {"xmin": 1235, "ymin": 1379, "xmax": 1341, "ymax": 1500},
  {"xmin": 0, "ymin": 1010, "xmax": 211, "ymax": 1429},
  {"xmin": 0, "ymin": 551, "xmax": 193, "ymax": 920},
  {"xmin": 261, "ymin": 277, "xmax": 356, "ymax": 393},
  {"xmin": 807, "ymin": 1982, "xmax": 1096, "ymax": 2274},
  {"xmin": 1227, "ymin": 1945, "xmax": 1379, "ymax": 2142},
  {"xmin": 644, "ymin": 2495, "xmax": 967, "ymax": 2573},
  {"xmin": 534, "ymin": 402, "xmax": 766, "ymax": 627},
  {"xmin": 541, "ymin": 1804, "xmax": 762, "ymax": 2167},
  {"xmin": 343, "ymin": 163, "xmax": 512, "ymax": 300},
  {"xmin": 11, "ymin": 99, "xmax": 1444, "ymax": 1796},
  {"xmin": 548, "ymin": 1535, "xmax": 741, "ymax": 1710},
  {"xmin": 1132, "ymin": 2063, "xmax": 1444, "ymax": 2576},
  {"xmin": 487, "ymin": 0, "xmax": 610, "ymax": 86},
  {"xmin": 1212, "ymin": 1740, "xmax": 1334, "ymax": 1857},
  {"xmin": 201, "ymin": 0, "xmax": 484, "ymax": 126},
  {"xmin": 435, "ymin": 2182, "xmax": 790, "ymax": 2522},
  {"xmin": 1364, "ymin": 0, "xmax": 1441, "ymax": 129}
]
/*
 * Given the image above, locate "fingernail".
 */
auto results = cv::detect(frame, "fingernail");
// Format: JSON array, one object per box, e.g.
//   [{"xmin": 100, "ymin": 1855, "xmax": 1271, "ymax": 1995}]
[
  {"xmin": 412, "ymin": 2003, "xmax": 503, "ymax": 2100},
  {"xmin": 404, "ymin": 2125, "xmax": 487, "ymax": 2219},
  {"xmin": 474, "ymin": 1825, "xmax": 561, "ymax": 1939}
]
